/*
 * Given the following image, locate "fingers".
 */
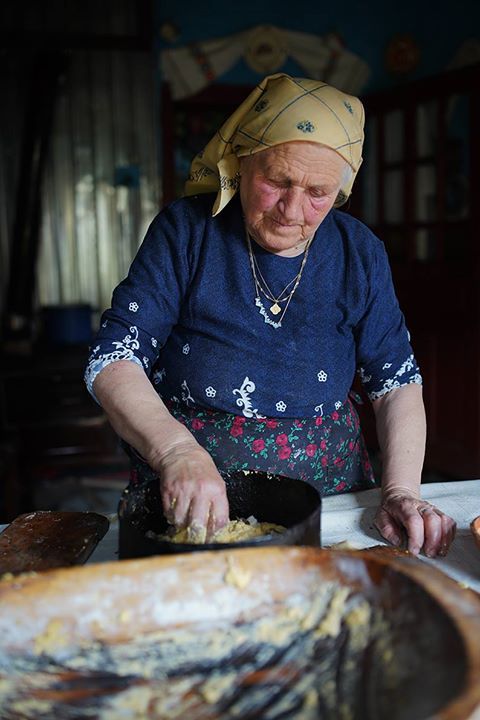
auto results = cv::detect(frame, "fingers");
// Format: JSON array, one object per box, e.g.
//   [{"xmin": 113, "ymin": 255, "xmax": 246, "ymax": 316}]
[
  {"xmin": 415, "ymin": 504, "xmax": 456, "ymax": 557},
  {"xmin": 186, "ymin": 521, "xmax": 207, "ymax": 544},
  {"xmin": 373, "ymin": 508, "xmax": 404, "ymax": 547},
  {"xmin": 384, "ymin": 497, "xmax": 426, "ymax": 555},
  {"xmin": 190, "ymin": 491, "xmax": 230, "ymax": 541},
  {"xmin": 163, "ymin": 482, "xmax": 225, "ymax": 531},
  {"xmin": 377, "ymin": 496, "xmax": 456, "ymax": 558},
  {"xmin": 166, "ymin": 492, "xmax": 191, "ymax": 528},
  {"xmin": 158, "ymin": 445, "xmax": 229, "ymax": 535},
  {"xmin": 431, "ymin": 508, "xmax": 456, "ymax": 556},
  {"xmin": 417, "ymin": 505, "xmax": 442, "ymax": 556},
  {"xmin": 209, "ymin": 491, "xmax": 229, "ymax": 531}
]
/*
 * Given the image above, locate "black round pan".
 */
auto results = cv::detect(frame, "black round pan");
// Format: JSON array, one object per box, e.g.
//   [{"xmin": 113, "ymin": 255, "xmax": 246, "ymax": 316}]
[{"xmin": 118, "ymin": 469, "xmax": 321, "ymax": 558}]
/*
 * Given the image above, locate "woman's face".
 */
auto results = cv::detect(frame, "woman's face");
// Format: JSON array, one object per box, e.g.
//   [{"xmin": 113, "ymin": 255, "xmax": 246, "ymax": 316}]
[{"xmin": 239, "ymin": 141, "xmax": 348, "ymax": 256}]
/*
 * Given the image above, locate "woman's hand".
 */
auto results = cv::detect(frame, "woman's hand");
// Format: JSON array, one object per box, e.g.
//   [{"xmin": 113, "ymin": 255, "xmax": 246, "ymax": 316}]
[
  {"xmin": 154, "ymin": 441, "xmax": 229, "ymax": 540},
  {"xmin": 370, "ymin": 385, "xmax": 456, "ymax": 557},
  {"xmin": 92, "ymin": 361, "xmax": 229, "ymax": 540},
  {"xmin": 374, "ymin": 493, "xmax": 456, "ymax": 557}
]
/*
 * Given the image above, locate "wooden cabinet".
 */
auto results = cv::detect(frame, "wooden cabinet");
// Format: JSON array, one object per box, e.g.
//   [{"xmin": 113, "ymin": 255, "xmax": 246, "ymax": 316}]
[{"xmin": 354, "ymin": 63, "xmax": 480, "ymax": 478}]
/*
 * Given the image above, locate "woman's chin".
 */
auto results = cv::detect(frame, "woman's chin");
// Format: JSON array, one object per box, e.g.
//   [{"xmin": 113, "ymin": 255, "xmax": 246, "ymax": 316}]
[{"xmin": 254, "ymin": 232, "xmax": 307, "ymax": 256}]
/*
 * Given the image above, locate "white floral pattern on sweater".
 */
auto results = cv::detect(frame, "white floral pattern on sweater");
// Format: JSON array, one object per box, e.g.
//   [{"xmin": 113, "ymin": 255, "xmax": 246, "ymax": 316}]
[
  {"xmin": 233, "ymin": 376, "xmax": 265, "ymax": 419},
  {"xmin": 367, "ymin": 354, "xmax": 422, "ymax": 400},
  {"xmin": 84, "ymin": 326, "xmax": 143, "ymax": 398}
]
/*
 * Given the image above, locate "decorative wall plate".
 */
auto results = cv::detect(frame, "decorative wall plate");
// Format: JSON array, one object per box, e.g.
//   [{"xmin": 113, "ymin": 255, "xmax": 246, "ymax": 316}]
[{"xmin": 244, "ymin": 25, "xmax": 287, "ymax": 74}]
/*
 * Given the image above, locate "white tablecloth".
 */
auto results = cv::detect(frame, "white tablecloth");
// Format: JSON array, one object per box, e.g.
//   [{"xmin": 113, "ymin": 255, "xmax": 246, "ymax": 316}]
[
  {"xmin": 87, "ymin": 479, "xmax": 480, "ymax": 593},
  {"xmin": 320, "ymin": 480, "xmax": 480, "ymax": 593}
]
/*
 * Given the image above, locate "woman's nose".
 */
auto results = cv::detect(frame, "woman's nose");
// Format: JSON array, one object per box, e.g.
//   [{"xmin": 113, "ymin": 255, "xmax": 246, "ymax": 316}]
[{"xmin": 277, "ymin": 188, "xmax": 303, "ymax": 220}]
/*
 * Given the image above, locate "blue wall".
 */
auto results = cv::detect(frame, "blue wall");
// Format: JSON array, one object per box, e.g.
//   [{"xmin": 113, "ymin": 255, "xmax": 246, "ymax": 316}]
[{"xmin": 155, "ymin": 0, "xmax": 480, "ymax": 94}]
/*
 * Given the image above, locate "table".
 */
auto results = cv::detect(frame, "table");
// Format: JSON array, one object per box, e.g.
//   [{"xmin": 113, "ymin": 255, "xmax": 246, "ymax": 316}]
[
  {"xmin": 320, "ymin": 479, "xmax": 480, "ymax": 593},
  {"xmin": 87, "ymin": 479, "xmax": 480, "ymax": 593}
]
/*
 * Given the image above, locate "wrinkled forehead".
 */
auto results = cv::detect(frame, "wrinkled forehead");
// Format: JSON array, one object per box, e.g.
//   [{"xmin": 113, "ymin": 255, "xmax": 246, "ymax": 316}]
[{"xmin": 240, "ymin": 141, "xmax": 350, "ymax": 176}]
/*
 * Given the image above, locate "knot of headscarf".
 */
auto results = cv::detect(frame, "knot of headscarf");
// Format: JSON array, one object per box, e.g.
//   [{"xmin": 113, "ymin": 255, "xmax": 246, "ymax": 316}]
[{"xmin": 184, "ymin": 73, "xmax": 365, "ymax": 216}]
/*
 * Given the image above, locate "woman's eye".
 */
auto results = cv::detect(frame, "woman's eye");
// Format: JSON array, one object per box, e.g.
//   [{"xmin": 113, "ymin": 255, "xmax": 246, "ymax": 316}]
[{"xmin": 262, "ymin": 175, "xmax": 289, "ymax": 188}]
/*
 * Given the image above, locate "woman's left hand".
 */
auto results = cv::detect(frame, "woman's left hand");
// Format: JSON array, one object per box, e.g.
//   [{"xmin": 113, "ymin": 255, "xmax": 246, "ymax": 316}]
[{"xmin": 374, "ymin": 494, "xmax": 456, "ymax": 557}]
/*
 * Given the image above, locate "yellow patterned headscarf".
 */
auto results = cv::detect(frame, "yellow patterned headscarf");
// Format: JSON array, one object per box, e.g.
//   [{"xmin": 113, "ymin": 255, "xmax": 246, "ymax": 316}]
[{"xmin": 184, "ymin": 73, "xmax": 365, "ymax": 216}]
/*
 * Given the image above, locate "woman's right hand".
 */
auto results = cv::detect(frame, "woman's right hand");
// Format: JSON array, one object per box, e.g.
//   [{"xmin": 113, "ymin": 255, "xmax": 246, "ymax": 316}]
[
  {"xmin": 153, "ymin": 441, "xmax": 229, "ymax": 539},
  {"xmin": 92, "ymin": 361, "xmax": 228, "ymax": 538}
]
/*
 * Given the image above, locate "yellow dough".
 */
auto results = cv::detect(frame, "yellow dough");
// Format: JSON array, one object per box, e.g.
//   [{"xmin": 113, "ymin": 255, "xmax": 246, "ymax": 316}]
[{"xmin": 158, "ymin": 516, "xmax": 286, "ymax": 545}]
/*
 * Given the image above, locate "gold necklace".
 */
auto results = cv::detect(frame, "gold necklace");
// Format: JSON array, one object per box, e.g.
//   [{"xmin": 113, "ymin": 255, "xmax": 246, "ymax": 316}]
[
  {"xmin": 250, "ymin": 253, "xmax": 298, "ymax": 313},
  {"xmin": 245, "ymin": 229, "xmax": 313, "ymax": 327}
]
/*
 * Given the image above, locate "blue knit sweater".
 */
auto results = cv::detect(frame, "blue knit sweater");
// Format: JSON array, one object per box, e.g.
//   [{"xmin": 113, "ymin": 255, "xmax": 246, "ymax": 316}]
[{"xmin": 85, "ymin": 193, "xmax": 421, "ymax": 419}]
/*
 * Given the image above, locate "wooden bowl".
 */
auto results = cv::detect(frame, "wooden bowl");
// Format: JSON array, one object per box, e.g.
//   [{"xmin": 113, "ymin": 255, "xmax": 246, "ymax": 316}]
[
  {"xmin": 0, "ymin": 547, "xmax": 479, "ymax": 719},
  {"xmin": 471, "ymin": 515, "xmax": 480, "ymax": 549}
]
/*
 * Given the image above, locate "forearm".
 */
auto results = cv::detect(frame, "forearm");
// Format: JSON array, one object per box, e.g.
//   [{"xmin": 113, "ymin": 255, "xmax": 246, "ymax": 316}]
[
  {"xmin": 92, "ymin": 360, "xmax": 198, "ymax": 468},
  {"xmin": 372, "ymin": 383, "xmax": 426, "ymax": 500}
]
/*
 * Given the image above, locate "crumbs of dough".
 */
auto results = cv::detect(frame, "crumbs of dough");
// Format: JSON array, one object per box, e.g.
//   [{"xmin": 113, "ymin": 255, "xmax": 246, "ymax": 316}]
[
  {"xmin": 200, "ymin": 672, "xmax": 238, "ymax": 704},
  {"xmin": 152, "ymin": 516, "xmax": 286, "ymax": 545},
  {"xmin": 224, "ymin": 557, "xmax": 252, "ymax": 589},
  {"xmin": 34, "ymin": 619, "xmax": 70, "ymax": 655}
]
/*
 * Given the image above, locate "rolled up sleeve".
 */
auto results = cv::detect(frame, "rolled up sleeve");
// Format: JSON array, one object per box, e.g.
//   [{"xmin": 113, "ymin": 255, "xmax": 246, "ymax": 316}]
[{"xmin": 354, "ymin": 242, "xmax": 422, "ymax": 401}]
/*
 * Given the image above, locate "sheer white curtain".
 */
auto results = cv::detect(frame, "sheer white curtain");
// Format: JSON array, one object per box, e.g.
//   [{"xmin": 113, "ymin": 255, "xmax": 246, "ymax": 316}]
[{"xmin": 36, "ymin": 50, "xmax": 161, "ymax": 323}]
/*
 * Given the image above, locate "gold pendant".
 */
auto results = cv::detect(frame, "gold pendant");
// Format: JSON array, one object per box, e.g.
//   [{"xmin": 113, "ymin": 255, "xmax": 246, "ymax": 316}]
[{"xmin": 270, "ymin": 302, "xmax": 281, "ymax": 315}]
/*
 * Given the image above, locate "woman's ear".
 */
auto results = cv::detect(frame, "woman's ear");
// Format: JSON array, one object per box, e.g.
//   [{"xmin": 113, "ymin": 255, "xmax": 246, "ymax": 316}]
[{"xmin": 333, "ymin": 189, "xmax": 349, "ymax": 208}]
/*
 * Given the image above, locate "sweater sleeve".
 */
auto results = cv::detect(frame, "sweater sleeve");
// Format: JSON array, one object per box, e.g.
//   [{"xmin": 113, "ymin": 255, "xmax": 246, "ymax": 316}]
[
  {"xmin": 84, "ymin": 202, "xmax": 196, "ymax": 400},
  {"xmin": 354, "ymin": 240, "xmax": 422, "ymax": 400}
]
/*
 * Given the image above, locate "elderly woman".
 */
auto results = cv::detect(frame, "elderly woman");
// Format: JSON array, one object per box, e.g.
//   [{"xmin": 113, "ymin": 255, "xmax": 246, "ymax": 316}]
[{"xmin": 85, "ymin": 73, "xmax": 456, "ymax": 557}]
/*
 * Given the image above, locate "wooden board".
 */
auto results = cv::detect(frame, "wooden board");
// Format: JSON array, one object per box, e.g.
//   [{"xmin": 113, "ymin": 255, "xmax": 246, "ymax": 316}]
[{"xmin": 0, "ymin": 510, "xmax": 109, "ymax": 574}]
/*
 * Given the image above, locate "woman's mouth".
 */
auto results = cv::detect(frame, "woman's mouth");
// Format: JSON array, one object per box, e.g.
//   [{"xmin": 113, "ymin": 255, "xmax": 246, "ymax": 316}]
[{"xmin": 270, "ymin": 218, "xmax": 298, "ymax": 229}]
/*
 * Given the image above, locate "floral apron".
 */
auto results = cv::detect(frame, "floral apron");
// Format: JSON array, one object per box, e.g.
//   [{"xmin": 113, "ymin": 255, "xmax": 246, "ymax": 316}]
[{"xmin": 126, "ymin": 395, "xmax": 376, "ymax": 499}]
